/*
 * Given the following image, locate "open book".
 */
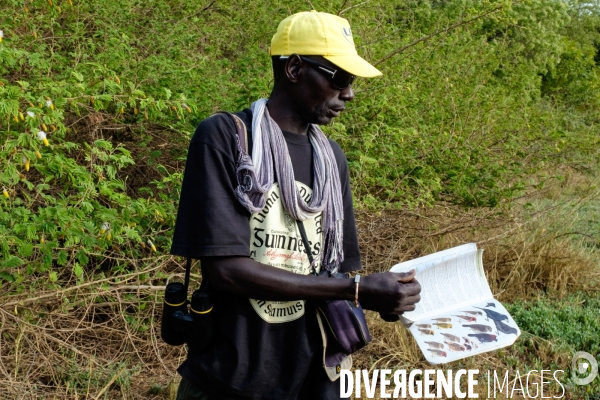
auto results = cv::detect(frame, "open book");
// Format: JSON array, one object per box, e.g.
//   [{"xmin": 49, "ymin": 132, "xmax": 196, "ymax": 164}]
[{"xmin": 390, "ymin": 243, "xmax": 520, "ymax": 364}]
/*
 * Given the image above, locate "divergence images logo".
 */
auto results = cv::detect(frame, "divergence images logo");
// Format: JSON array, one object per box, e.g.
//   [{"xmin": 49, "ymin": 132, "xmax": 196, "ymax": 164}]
[{"xmin": 572, "ymin": 351, "xmax": 598, "ymax": 386}]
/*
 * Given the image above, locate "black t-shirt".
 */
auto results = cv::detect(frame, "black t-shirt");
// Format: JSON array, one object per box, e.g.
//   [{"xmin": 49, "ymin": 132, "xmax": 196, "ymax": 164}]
[{"xmin": 170, "ymin": 109, "xmax": 361, "ymax": 399}]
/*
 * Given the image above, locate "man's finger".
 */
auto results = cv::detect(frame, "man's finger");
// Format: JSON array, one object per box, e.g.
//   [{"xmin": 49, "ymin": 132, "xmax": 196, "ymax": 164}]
[
  {"xmin": 395, "ymin": 296, "xmax": 421, "ymax": 312},
  {"xmin": 396, "ymin": 269, "xmax": 416, "ymax": 283},
  {"xmin": 400, "ymin": 281, "xmax": 421, "ymax": 296},
  {"xmin": 402, "ymin": 294, "xmax": 421, "ymax": 307},
  {"xmin": 398, "ymin": 305, "xmax": 416, "ymax": 312}
]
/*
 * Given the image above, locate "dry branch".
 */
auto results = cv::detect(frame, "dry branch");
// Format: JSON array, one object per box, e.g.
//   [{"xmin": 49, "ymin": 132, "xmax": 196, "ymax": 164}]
[{"xmin": 1, "ymin": 262, "xmax": 167, "ymax": 308}]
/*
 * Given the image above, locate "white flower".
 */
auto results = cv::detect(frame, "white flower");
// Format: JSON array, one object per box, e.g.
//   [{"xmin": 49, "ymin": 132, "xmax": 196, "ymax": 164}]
[
  {"xmin": 100, "ymin": 222, "xmax": 110, "ymax": 234},
  {"xmin": 27, "ymin": 111, "xmax": 35, "ymax": 118},
  {"xmin": 45, "ymin": 99, "xmax": 53, "ymax": 108},
  {"xmin": 37, "ymin": 130, "xmax": 49, "ymax": 146}
]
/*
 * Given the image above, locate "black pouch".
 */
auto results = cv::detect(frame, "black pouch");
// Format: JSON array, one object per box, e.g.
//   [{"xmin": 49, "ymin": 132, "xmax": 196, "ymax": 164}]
[
  {"xmin": 312, "ymin": 270, "xmax": 372, "ymax": 355},
  {"xmin": 296, "ymin": 220, "xmax": 372, "ymax": 380}
]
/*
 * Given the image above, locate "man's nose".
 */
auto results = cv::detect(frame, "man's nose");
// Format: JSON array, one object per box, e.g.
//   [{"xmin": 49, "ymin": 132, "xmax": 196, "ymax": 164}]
[{"xmin": 340, "ymin": 85, "xmax": 354, "ymax": 101}]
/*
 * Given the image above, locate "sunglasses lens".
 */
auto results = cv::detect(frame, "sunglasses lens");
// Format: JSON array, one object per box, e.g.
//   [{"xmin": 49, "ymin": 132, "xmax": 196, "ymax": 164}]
[
  {"xmin": 301, "ymin": 56, "xmax": 355, "ymax": 89},
  {"xmin": 333, "ymin": 72, "xmax": 355, "ymax": 89}
]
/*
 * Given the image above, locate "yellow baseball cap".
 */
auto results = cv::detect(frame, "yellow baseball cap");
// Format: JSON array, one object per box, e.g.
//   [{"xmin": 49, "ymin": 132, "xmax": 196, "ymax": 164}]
[{"xmin": 270, "ymin": 11, "xmax": 382, "ymax": 78}]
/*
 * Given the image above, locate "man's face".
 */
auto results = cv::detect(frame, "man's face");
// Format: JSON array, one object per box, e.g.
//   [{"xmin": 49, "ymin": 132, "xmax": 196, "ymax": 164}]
[{"xmin": 295, "ymin": 56, "xmax": 355, "ymax": 125}]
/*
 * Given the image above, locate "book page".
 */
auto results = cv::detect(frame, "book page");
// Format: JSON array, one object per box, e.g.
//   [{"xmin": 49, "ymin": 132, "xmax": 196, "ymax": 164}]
[
  {"xmin": 409, "ymin": 299, "xmax": 521, "ymax": 364},
  {"xmin": 390, "ymin": 243, "xmax": 493, "ymax": 322},
  {"xmin": 391, "ymin": 243, "xmax": 477, "ymax": 274}
]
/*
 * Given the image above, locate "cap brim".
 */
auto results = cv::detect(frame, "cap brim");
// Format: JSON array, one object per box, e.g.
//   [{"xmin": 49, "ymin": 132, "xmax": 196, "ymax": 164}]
[{"xmin": 324, "ymin": 54, "xmax": 382, "ymax": 78}]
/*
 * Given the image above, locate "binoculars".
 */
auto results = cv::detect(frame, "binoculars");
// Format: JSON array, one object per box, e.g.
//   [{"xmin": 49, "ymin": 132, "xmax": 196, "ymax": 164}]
[{"xmin": 161, "ymin": 281, "xmax": 213, "ymax": 354}]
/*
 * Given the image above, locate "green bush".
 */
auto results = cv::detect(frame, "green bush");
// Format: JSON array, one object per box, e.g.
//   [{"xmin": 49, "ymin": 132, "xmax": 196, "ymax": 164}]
[
  {"xmin": 509, "ymin": 293, "xmax": 600, "ymax": 355},
  {"xmin": 1, "ymin": 0, "xmax": 600, "ymax": 287},
  {"xmin": 507, "ymin": 293, "xmax": 600, "ymax": 397},
  {"xmin": 0, "ymin": 0, "xmax": 199, "ymax": 286}
]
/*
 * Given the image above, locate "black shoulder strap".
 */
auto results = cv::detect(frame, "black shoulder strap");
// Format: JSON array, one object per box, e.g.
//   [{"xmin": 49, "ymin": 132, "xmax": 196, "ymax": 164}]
[
  {"xmin": 218, "ymin": 111, "xmax": 248, "ymax": 154},
  {"xmin": 297, "ymin": 220, "xmax": 318, "ymax": 276},
  {"xmin": 184, "ymin": 257, "xmax": 192, "ymax": 292},
  {"xmin": 233, "ymin": 114, "xmax": 249, "ymax": 154}
]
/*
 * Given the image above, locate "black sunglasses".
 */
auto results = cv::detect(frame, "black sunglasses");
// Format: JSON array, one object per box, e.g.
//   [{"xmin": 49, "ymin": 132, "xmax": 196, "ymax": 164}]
[{"xmin": 283, "ymin": 56, "xmax": 355, "ymax": 90}]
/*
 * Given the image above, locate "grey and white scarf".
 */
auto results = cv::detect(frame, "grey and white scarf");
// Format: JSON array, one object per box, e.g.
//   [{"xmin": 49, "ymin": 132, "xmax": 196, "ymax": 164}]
[{"xmin": 234, "ymin": 98, "xmax": 344, "ymax": 273}]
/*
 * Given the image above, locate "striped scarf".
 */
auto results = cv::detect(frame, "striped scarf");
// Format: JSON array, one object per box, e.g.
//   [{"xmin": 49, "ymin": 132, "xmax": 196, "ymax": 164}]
[{"xmin": 234, "ymin": 98, "xmax": 344, "ymax": 273}]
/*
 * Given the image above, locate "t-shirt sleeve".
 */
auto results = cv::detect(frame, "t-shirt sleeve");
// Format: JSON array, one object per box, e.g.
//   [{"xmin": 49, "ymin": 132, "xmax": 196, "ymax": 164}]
[
  {"xmin": 170, "ymin": 115, "xmax": 251, "ymax": 259},
  {"xmin": 329, "ymin": 139, "xmax": 362, "ymax": 273}
]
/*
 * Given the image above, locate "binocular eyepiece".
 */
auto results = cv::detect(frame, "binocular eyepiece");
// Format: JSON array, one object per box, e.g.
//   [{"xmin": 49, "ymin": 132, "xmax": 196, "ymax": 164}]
[{"xmin": 161, "ymin": 282, "xmax": 213, "ymax": 354}]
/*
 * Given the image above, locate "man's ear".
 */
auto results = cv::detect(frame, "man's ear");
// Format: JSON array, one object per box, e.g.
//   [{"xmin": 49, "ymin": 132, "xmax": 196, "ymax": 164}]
[{"xmin": 284, "ymin": 54, "xmax": 303, "ymax": 83}]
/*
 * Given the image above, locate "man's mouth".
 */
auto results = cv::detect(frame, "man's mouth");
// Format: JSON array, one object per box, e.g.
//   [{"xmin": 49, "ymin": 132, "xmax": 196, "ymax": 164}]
[{"xmin": 329, "ymin": 108, "xmax": 345, "ymax": 117}]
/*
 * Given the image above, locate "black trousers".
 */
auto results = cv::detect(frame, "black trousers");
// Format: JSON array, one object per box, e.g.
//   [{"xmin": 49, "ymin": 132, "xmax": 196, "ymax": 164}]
[{"xmin": 176, "ymin": 362, "xmax": 343, "ymax": 400}]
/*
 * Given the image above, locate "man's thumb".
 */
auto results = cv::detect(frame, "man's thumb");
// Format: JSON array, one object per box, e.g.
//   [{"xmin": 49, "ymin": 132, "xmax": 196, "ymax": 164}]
[{"xmin": 397, "ymin": 269, "xmax": 416, "ymax": 283}]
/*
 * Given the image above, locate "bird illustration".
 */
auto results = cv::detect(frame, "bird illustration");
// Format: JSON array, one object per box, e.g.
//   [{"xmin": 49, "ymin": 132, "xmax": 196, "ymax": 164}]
[
  {"xmin": 454, "ymin": 315, "xmax": 477, "ymax": 322},
  {"xmin": 464, "ymin": 343, "xmax": 472, "ymax": 351},
  {"xmin": 415, "ymin": 324, "xmax": 432, "ymax": 329},
  {"xmin": 433, "ymin": 322, "xmax": 453, "ymax": 329},
  {"xmin": 485, "ymin": 302, "xmax": 496, "ymax": 308},
  {"xmin": 468, "ymin": 333, "xmax": 498, "ymax": 343},
  {"xmin": 493, "ymin": 319, "xmax": 518, "ymax": 335},
  {"xmin": 424, "ymin": 341, "xmax": 445, "ymax": 350},
  {"xmin": 432, "ymin": 318, "xmax": 451, "ymax": 323},
  {"xmin": 461, "ymin": 310, "xmax": 483, "ymax": 316},
  {"xmin": 418, "ymin": 328, "xmax": 435, "ymax": 336},
  {"xmin": 440, "ymin": 333, "xmax": 461, "ymax": 343},
  {"xmin": 474, "ymin": 307, "xmax": 508, "ymax": 322},
  {"xmin": 463, "ymin": 337, "xmax": 478, "ymax": 348},
  {"xmin": 445, "ymin": 342, "xmax": 466, "ymax": 352},
  {"xmin": 462, "ymin": 324, "xmax": 492, "ymax": 333},
  {"xmin": 427, "ymin": 349, "xmax": 447, "ymax": 357}
]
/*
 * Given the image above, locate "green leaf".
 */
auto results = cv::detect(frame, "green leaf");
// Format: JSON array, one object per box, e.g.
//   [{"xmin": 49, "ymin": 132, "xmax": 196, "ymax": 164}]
[
  {"xmin": 76, "ymin": 250, "xmax": 89, "ymax": 266},
  {"xmin": 94, "ymin": 140, "xmax": 113, "ymax": 150},
  {"xmin": 0, "ymin": 272, "xmax": 15, "ymax": 282},
  {"xmin": 1, "ymin": 256, "xmax": 23, "ymax": 268},
  {"xmin": 73, "ymin": 263, "xmax": 84, "ymax": 280},
  {"xmin": 17, "ymin": 243, "xmax": 33, "ymax": 258},
  {"xmin": 57, "ymin": 250, "xmax": 68, "ymax": 266},
  {"xmin": 81, "ymin": 201, "xmax": 94, "ymax": 212},
  {"xmin": 71, "ymin": 71, "xmax": 84, "ymax": 82}
]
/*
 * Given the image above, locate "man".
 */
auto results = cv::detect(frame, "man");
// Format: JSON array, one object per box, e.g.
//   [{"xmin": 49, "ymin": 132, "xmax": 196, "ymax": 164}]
[{"xmin": 170, "ymin": 10, "xmax": 421, "ymax": 400}]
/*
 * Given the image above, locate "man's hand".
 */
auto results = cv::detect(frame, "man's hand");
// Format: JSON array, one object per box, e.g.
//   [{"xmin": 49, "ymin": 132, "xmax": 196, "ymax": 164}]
[{"xmin": 358, "ymin": 270, "xmax": 421, "ymax": 317}]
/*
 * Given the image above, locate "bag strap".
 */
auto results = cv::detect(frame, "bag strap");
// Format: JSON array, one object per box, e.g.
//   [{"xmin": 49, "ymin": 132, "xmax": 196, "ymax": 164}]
[
  {"xmin": 218, "ymin": 111, "xmax": 248, "ymax": 154},
  {"xmin": 297, "ymin": 220, "xmax": 318, "ymax": 276},
  {"xmin": 233, "ymin": 114, "xmax": 249, "ymax": 154},
  {"xmin": 184, "ymin": 257, "xmax": 192, "ymax": 292}
]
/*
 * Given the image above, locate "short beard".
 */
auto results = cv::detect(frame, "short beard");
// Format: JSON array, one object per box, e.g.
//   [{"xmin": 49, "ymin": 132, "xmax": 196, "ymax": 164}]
[{"xmin": 311, "ymin": 104, "xmax": 333, "ymax": 125}]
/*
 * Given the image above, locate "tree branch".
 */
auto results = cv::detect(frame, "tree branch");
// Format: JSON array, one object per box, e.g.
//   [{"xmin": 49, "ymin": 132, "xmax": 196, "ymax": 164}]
[{"xmin": 374, "ymin": 5, "xmax": 506, "ymax": 67}]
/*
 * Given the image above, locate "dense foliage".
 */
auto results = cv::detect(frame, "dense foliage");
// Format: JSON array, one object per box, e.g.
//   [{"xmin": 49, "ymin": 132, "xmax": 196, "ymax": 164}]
[
  {"xmin": 1, "ymin": 0, "xmax": 599, "ymax": 285},
  {"xmin": 508, "ymin": 293, "xmax": 600, "ymax": 394}
]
